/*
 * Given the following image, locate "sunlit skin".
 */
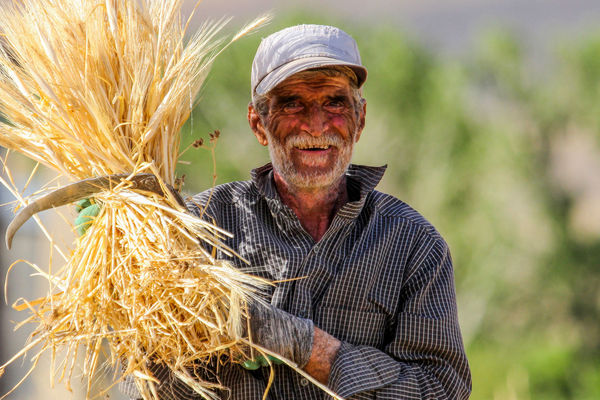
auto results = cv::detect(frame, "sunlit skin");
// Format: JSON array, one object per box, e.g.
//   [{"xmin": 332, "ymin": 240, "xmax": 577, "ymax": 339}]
[{"xmin": 248, "ymin": 73, "xmax": 366, "ymax": 384}]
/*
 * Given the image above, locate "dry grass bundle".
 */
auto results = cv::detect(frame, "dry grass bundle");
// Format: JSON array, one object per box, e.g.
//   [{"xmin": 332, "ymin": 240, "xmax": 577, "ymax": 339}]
[{"xmin": 0, "ymin": 0, "xmax": 272, "ymax": 398}]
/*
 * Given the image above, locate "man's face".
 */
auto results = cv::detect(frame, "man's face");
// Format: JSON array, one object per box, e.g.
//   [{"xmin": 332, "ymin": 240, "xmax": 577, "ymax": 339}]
[{"xmin": 251, "ymin": 74, "xmax": 365, "ymax": 190}]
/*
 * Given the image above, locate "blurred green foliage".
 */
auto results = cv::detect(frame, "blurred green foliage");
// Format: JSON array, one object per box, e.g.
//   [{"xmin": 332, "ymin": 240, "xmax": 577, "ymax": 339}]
[
  {"xmin": 0, "ymin": 9, "xmax": 598, "ymax": 400},
  {"xmin": 176, "ymin": 14, "xmax": 600, "ymax": 400}
]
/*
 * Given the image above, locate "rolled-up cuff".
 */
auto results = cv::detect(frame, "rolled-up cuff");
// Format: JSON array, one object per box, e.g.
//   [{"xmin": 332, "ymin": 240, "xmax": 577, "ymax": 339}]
[
  {"xmin": 295, "ymin": 317, "xmax": 314, "ymax": 368},
  {"xmin": 328, "ymin": 341, "xmax": 400, "ymax": 398}
]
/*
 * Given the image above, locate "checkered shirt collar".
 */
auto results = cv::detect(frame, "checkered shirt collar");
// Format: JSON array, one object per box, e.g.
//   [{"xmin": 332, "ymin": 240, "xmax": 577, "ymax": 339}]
[{"xmin": 250, "ymin": 163, "xmax": 387, "ymax": 218}]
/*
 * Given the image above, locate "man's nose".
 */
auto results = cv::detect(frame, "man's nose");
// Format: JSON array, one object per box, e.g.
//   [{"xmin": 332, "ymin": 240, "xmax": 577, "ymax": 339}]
[{"xmin": 302, "ymin": 105, "xmax": 327, "ymax": 136}]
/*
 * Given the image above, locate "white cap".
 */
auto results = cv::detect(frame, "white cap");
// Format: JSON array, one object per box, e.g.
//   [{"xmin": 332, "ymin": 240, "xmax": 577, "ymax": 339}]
[{"xmin": 251, "ymin": 24, "xmax": 367, "ymax": 100}]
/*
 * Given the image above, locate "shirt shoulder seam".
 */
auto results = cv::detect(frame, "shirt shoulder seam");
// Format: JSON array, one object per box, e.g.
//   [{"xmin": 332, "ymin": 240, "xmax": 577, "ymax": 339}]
[{"xmin": 369, "ymin": 191, "xmax": 443, "ymax": 241}]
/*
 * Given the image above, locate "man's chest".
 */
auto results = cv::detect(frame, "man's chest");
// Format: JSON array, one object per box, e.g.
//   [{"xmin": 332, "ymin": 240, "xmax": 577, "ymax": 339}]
[{"xmin": 221, "ymin": 208, "xmax": 411, "ymax": 349}]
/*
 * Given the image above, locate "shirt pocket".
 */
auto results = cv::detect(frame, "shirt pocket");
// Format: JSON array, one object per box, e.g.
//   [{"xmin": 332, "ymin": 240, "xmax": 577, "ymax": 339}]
[{"xmin": 314, "ymin": 307, "xmax": 388, "ymax": 349}]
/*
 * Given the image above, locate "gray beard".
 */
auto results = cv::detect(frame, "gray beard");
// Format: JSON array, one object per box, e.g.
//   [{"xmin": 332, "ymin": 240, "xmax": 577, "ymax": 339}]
[{"xmin": 266, "ymin": 131, "xmax": 355, "ymax": 190}]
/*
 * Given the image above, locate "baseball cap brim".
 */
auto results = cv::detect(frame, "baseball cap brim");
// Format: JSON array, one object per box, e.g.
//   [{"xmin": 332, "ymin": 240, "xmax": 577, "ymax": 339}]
[{"xmin": 254, "ymin": 56, "xmax": 367, "ymax": 97}]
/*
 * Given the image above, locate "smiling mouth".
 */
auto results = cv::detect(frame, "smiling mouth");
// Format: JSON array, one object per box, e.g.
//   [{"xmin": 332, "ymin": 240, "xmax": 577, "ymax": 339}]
[{"xmin": 295, "ymin": 145, "xmax": 332, "ymax": 151}]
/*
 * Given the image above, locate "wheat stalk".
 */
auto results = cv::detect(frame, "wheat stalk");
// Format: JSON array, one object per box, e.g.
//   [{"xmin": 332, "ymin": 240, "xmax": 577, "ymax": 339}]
[{"xmin": 0, "ymin": 1, "xmax": 273, "ymax": 399}]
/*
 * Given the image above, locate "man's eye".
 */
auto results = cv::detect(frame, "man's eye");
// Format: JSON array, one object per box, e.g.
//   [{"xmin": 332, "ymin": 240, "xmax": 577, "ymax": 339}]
[
  {"xmin": 282, "ymin": 102, "xmax": 302, "ymax": 112},
  {"xmin": 324, "ymin": 100, "xmax": 346, "ymax": 112}
]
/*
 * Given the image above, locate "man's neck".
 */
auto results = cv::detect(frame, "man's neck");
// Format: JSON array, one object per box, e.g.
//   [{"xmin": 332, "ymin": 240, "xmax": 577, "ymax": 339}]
[{"xmin": 273, "ymin": 172, "xmax": 348, "ymax": 242}]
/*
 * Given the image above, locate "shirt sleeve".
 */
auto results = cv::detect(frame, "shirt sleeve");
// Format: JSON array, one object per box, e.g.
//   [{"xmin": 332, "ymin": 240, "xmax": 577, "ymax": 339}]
[{"xmin": 327, "ymin": 238, "xmax": 472, "ymax": 399}]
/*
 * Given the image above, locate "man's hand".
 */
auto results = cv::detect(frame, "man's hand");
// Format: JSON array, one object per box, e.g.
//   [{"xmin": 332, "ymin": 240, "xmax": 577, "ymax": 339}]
[{"xmin": 243, "ymin": 302, "xmax": 342, "ymax": 384}]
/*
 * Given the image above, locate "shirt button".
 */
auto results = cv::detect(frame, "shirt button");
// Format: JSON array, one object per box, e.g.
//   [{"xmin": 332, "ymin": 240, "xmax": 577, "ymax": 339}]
[
  {"xmin": 298, "ymin": 311, "xmax": 307, "ymax": 318},
  {"xmin": 300, "ymin": 378, "xmax": 309, "ymax": 387}
]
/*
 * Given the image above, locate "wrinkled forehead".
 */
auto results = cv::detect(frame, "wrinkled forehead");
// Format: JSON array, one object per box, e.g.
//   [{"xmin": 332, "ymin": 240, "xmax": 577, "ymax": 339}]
[{"xmin": 270, "ymin": 74, "xmax": 354, "ymax": 98}]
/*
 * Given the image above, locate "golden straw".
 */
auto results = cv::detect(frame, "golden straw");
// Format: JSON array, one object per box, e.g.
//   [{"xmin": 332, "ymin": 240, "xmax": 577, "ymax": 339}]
[{"xmin": 0, "ymin": 1, "xmax": 273, "ymax": 398}]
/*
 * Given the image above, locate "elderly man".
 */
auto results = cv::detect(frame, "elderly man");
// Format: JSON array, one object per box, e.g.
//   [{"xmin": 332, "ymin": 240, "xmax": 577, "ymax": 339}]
[
  {"xmin": 123, "ymin": 24, "xmax": 471, "ymax": 400},
  {"xmin": 195, "ymin": 24, "xmax": 471, "ymax": 399}
]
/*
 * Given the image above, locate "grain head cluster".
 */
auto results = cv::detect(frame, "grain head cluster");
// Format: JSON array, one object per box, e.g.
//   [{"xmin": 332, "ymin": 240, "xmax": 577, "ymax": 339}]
[{"xmin": 0, "ymin": 1, "xmax": 270, "ymax": 398}]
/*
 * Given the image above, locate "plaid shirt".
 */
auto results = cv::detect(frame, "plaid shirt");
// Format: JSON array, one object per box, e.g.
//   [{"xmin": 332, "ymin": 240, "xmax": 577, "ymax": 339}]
[
  {"xmin": 185, "ymin": 163, "xmax": 471, "ymax": 400},
  {"xmin": 122, "ymin": 163, "xmax": 471, "ymax": 399}
]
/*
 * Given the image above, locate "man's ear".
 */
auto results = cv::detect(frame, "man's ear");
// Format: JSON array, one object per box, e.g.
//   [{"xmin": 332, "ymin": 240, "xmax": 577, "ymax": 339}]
[
  {"xmin": 248, "ymin": 103, "xmax": 268, "ymax": 146},
  {"xmin": 354, "ymin": 99, "xmax": 367, "ymax": 143}
]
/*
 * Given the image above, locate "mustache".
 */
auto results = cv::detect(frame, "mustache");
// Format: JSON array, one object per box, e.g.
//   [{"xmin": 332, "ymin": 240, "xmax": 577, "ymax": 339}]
[{"xmin": 284, "ymin": 133, "xmax": 347, "ymax": 149}]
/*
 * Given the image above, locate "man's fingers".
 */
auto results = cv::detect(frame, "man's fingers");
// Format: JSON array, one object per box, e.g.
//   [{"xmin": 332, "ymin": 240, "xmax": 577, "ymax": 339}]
[
  {"xmin": 242, "ymin": 359, "xmax": 260, "ymax": 370},
  {"xmin": 75, "ymin": 203, "xmax": 101, "ymax": 236},
  {"xmin": 268, "ymin": 355, "xmax": 284, "ymax": 365},
  {"xmin": 75, "ymin": 198, "xmax": 92, "ymax": 213},
  {"xmin": 241, "ymin": 355, "xmax": 283, "ymax": 370}
]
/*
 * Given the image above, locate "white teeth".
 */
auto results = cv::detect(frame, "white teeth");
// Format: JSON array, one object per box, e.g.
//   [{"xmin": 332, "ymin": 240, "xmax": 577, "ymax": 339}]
[{"xmin": 296, "ymin": 145, "xmax": 330, "ymax": 150}]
